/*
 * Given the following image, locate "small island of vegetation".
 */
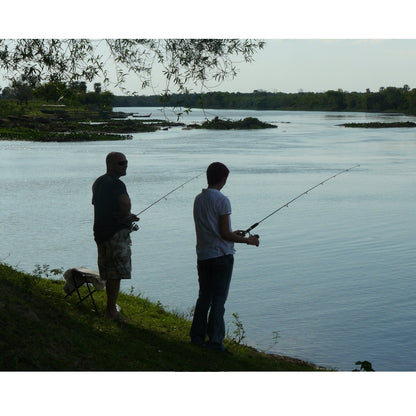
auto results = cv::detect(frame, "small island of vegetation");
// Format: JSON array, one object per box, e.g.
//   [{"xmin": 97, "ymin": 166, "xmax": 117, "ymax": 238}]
[
  {"xmin": 340, "ymin": 121, "xmax": 416, "ymax": 128},
  {"xmin": 190, "ymin": 116, "xmax": 277, "ymax": 130}
]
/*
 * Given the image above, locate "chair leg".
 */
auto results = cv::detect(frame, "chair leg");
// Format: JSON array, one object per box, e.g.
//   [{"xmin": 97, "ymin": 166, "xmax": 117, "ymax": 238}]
[
  {"xmin": 85, "ymin": 282, "xmax": 99, "ymax": 313},
  {"xmin": 68, "ymin": 275, "xmax": 99, "ymax": 313}
]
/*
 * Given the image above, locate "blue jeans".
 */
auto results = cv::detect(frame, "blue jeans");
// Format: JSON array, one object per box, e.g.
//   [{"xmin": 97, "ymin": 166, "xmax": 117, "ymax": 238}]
[{"xmin": 190, "ymin": 254, "xmax": 234, "ymax": 350}]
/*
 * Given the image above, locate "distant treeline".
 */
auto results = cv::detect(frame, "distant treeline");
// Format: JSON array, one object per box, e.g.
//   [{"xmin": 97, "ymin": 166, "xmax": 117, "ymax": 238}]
[{"xmin": 113, "ymin": 86, "xmax": 416, "ymax": 114}]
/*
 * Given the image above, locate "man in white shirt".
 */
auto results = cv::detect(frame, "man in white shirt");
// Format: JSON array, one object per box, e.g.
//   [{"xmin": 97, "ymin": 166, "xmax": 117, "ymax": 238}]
[{"xmin": 190, "ymin": 162, "xmax": 259, "ymax": 352}]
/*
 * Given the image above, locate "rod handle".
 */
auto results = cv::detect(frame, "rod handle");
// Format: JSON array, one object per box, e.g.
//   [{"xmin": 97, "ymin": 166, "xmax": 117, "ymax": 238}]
[{"xmin": 244, "ymin": 222, "xmax": 259, "ymax": 235}]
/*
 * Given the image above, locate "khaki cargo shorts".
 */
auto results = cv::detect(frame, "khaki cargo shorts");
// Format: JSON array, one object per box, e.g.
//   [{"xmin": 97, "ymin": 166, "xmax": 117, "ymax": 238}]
[{"xmin": 97, "ymin": 228, "xmax": 132, "ymax": 280}]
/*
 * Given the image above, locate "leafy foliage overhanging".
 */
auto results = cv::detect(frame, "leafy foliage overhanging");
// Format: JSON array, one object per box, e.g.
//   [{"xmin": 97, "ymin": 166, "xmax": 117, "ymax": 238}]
[{"xmin": 0, "ymin": 39, "xmax": 265, "ymax": 94}]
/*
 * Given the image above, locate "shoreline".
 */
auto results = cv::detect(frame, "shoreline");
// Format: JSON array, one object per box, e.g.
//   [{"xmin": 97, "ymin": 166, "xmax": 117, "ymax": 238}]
[{"xmin": 0, "ymin": 262, "xmax": 325, "ymax": 371}]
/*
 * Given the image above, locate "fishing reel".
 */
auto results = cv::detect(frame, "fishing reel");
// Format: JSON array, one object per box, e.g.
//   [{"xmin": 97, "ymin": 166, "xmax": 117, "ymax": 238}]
[
  {"xmin": 238, "ymin": 230, "xmax": 259, "ymax": 239},
  {"xmin": 242, "ymin": 231, "xmax": 260, "ymax": 246},
  {"xmin": 129, "ymin": 215, "xmax": 140, "ymax": 233},
  {"xmin": 247, "ymin": 233, "xmax": 260, "ymax": 240}
]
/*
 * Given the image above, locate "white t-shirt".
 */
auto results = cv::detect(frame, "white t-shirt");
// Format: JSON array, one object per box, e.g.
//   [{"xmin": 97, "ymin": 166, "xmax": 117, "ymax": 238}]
[{"xmin": 193, "ymin": 188, "xmax": 235, "ymax": 261}]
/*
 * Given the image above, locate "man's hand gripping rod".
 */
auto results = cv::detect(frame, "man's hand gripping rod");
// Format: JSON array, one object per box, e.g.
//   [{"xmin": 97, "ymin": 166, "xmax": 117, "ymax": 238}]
[
  {"xmin": 243, "ymin": 164, "xmax": 360, "ymax": 236},
  {"xmin": 130, "ymin": 172, "xmax": 203, "ymax": 232}
]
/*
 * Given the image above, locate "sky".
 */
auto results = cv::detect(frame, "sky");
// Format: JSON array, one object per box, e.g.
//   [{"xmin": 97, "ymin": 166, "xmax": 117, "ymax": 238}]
[
  {"xmin": 213, "ymin": 39, "xmax": 416, "ymax": 94},
  {"xmin": 2, "ymin": 39, "xmax": 416, "ymax": 96},
  {"xmin": 2, "ymin": 1, "xmax": 416, "ymax": 96},
  {"xmin": 130, "ymin": 39, "xmax": 416, "ymax": 95}
]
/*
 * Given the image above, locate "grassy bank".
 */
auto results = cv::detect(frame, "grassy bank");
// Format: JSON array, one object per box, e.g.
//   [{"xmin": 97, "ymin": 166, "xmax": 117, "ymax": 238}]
[{"xmin": 0, "ymin": 263, "xmax": 324, "ymax": 371}]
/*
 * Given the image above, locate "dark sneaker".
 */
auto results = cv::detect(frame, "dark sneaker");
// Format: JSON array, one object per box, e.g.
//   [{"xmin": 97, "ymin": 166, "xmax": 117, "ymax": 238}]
[
  {"xmin": 205, "ymin": 342, "xmax": 232, "ymax": 354},
  {"xmin": 190, "ymin": 338, "xmax": 205, "ymax": 346}
]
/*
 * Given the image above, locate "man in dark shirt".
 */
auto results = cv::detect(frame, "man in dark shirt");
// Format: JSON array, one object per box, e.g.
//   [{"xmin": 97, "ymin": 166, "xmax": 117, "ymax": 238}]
[{"xmin": 92, "ymin": 152, "xmax": 139, "ymax": 320}]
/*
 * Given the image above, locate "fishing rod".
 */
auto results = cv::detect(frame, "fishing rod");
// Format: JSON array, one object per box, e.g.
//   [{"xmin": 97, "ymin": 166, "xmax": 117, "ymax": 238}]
[
  {"xmin": 243, "ymin": 164, "xmax": 360, "ymax": 235},
  {"xmin": 130, "ymin": 172, "xmax": 203, "ymax": 232}
]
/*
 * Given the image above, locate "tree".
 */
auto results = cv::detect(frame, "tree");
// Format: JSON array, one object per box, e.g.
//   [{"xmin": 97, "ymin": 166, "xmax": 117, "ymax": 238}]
[
  {"xmin": 33, "ymin": 81, "xmax": 67, "ymax": 102},
  {"xmin": 0, "ymin": 39, "xmax": 265, "ymax": 95},
  {"xmin": 1, "ymin": 86, "xmax": 13, "ymax": 99},
  {"xmin": 69, "ymin": 81, "xmax": 87, "ymax": 93},
  {"xmin": 382, "ymin": 86, "xmax": 405, "ymax": 111},
  {"xmin": 406, "ymin": 88, "xmax": 416, "ymax": 113},
  {"xmin": 325, "ymin": 89, "xmax": 347, "ymax": 111},
  {"xmin": 94, "ymin": 83, "xmax": 102, "ymax": 94},
  {"xmin": 10, "ymin": 79, "xmax": 33, "ymax": 104}
]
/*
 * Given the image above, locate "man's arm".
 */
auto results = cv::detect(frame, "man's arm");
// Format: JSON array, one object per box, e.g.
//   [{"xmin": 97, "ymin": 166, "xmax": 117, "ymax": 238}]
[
  {"xmin": 118, "ymin": 193, "xmax": 139, "ymax": 222},
  {"xmin": 219, "ymin": 214, "xmax": 259, "ymax": 246}
]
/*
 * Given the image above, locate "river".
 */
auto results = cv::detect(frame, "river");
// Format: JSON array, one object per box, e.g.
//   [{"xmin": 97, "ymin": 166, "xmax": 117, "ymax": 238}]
[{"xmin": 1, "ymin": 107, "xmax": 415, "ymax": 371}]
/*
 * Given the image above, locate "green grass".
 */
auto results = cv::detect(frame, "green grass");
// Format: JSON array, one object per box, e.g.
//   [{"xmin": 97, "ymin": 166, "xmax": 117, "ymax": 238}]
[{"xmin": 0, "ymin": 263, "xmax": 325, "ymax": 371}]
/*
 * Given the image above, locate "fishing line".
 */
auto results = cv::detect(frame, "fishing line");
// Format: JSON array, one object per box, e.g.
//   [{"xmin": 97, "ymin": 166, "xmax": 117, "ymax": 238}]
[
  {"xmin": 243, "ymin": 164, "xmax": 360, "ymax": 235},
  {"xmin": 130, "ymin": 172, "xmax": 203, "ymax": 232}
]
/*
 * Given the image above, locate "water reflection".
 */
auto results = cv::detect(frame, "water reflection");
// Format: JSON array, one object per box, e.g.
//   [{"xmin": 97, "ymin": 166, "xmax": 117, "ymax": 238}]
[{"xmin": 1, "ymin": 108, "xmax": 415, "ymax": 370}]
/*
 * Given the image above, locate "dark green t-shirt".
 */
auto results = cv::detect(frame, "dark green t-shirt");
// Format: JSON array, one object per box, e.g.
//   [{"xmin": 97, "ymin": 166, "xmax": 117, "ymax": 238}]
[{"xmin": 92, "ymin": 173, "xmax": 130, "ymax": 243}]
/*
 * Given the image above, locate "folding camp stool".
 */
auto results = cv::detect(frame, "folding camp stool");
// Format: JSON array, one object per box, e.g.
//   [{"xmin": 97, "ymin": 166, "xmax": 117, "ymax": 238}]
[{"xmin": 63, "ymin": 267, "xmax": 105, "ymax": 313}]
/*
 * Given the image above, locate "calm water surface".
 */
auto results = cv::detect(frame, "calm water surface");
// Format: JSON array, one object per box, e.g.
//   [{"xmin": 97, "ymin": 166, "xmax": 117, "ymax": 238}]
[{"xmin": 1, "ymin": 107, "xmax": 415, "ymax": 371}]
